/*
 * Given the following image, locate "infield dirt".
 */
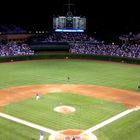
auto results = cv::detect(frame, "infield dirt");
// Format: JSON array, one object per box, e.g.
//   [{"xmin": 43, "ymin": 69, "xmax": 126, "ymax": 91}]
[{"xmin": 0, "ymin": 84, "xmax": 140, "ymax": 108}]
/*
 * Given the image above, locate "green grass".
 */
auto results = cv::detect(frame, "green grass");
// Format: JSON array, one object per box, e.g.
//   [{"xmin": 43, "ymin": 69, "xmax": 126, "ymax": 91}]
[
  {"xmin": 1, "ymin": 93, "xmax": 126, "ymax": 139},
  {"xmin": 0, "ymin": 60, "xmax": 140, "ymax": 92},
  {"xmin": 0, "ymin": 117, "xmax": 40, "ymax": 140},
  {"xmin": 0, "ymin": 60, "xmax": 140, "ymax": 140},
  {"xmin": 94, "ymin": 111, "xmax": 140, "ymax": 140}
]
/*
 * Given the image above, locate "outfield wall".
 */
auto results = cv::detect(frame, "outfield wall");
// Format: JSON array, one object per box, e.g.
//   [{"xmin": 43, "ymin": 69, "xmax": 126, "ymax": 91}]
[{"xmin": 0, "ymin": 54, "xmax": 140, "ymax": 64}]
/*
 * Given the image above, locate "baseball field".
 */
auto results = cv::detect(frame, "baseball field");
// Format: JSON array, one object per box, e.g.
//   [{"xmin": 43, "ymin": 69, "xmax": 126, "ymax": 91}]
[{"xmin": 0, "ymin": 59, "xmax": 140, "ymax": 140}]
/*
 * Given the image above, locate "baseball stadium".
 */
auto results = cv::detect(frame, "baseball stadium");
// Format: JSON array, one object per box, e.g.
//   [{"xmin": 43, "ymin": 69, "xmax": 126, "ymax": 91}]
[{"xmin": 0, "ymin": 1, "xmax": 140, "ymax": 140}]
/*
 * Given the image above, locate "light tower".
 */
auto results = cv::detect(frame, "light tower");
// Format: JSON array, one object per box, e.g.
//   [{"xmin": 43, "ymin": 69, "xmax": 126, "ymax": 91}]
[{"xmin": 64, "ymin": 0, "xmax": 74, "ymax": 17}]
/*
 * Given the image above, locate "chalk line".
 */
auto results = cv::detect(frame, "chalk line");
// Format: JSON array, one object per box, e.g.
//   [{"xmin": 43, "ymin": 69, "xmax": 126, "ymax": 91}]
[
  {"xmin": 81, "ymin": 106, "xmax": 140, "ymax": 135},
  {"xmin": 0, "ymin": 106, "xmax": 139, "ymax": 137},
  {"xmin": 0, "ymin": 112, "xmax": 58, "ymax": 135}
]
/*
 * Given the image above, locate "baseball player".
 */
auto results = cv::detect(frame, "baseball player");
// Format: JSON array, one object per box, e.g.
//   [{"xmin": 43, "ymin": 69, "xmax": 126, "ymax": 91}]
[
  {"xmin": 36, "ymin": 93, "xmax": 40, "ymax": 101},
  {"xmin": 39, "ymin": 130, "xmax": 44, "ymax": 140}
]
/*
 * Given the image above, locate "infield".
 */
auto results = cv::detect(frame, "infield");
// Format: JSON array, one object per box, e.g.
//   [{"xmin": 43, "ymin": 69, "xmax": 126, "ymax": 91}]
[
  {"xmin": 0, "ymin": 84, "xmax": 140, "ymax": 108},
  {"xmin": 0, "ymin": 60, "xmax": 140, "ymax": 140}
]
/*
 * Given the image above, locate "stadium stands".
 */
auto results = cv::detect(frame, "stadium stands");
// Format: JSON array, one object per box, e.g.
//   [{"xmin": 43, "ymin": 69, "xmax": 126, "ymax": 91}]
[{"xmin": 0, "ymin": 42, "xmax": 34, "ymax": 57}]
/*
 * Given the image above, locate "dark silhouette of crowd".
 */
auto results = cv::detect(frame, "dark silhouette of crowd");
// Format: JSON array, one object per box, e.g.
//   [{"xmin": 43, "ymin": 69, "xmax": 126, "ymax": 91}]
[{"xmin": 0, "ymin": 42, "xmax": 34, "ymax": 57}]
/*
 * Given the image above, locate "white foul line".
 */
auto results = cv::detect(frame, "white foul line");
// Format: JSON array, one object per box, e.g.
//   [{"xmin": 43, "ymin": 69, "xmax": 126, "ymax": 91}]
[
  {"xmin": 0, "ymin": 106, "xmax": 139, "ymax": 137},
  {"xmin": 81, "ymin": 106, "xmax": 140, "ymax": 135},
  {"xmin": 0, "ymin": 112, "xmax": 58, "ymax": 135}
]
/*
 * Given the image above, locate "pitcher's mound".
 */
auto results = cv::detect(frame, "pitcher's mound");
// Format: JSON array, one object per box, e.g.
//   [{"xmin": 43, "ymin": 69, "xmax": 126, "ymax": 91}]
[
  {"xmin": 53, "ymin": 106, "xmax": 76, "ymax": 114},
  {"xmin": 48, "ymin": 129, "xmax": 97, "ymax": 140}
]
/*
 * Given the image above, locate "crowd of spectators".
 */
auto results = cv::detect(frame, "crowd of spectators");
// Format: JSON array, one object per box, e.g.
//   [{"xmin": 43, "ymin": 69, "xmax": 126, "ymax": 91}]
[
  {"xmin": 69, "ymin": 42, "xmax": 140, "ymax": 59},
  {"xmin": 1, "ymin": 32, "xmax": 140, "ymax": 59},
  {"xmin": 44, "ymin": 32, "xmax": 89, "ymax": 42},
  {"xmin": 32, "ymin": 32, "xmax": 100, "ymax": 43},
  {"xmin": 0, "ymin": 42, "xmax": 34, "ymax": 57}
]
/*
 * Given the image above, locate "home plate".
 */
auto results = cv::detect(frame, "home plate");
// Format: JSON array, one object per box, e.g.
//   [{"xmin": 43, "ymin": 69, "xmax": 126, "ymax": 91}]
[{"xmin": 48, "ymin": 129, "xmax": 97, "ymax": 140}]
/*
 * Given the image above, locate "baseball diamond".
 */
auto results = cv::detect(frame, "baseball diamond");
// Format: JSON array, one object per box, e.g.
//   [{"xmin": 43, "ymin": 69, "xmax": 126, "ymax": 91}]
[
  {"xmin": 0, "ymin": 1, "xmax": 140, "ymax": 139},
  {"xmin": 0, "ymin": 59, "xmax": 140, "ymax": 140}
]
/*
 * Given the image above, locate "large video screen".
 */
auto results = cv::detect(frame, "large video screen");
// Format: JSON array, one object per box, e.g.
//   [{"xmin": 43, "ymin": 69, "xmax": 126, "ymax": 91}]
[{"xmin": 53, "ymin": 16, "xmax": 86, "ymax": 32}]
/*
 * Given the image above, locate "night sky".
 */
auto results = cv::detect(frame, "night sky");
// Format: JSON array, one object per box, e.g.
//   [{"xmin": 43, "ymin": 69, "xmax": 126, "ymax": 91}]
[{"xmin": 1, "ymin": 0, "xmax": 140, "ymax": 41}]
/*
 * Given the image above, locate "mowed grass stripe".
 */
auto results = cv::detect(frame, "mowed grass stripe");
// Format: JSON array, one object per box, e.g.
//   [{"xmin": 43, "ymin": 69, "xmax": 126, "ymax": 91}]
[
  {"xmin": 0, "ymin": 60, "xmax": 140, "ymax": 140},
  {"xmin": 94, "ymin": 111, "xmax": 140, "ymax": 140},
  {"xmin": 2, "ymin": 93, "xmax": 126, "ymax": 130},
  {"xmin": 0, "ymin": 61, "xmax": 140, "ymax": 91},
  {"xmin": 0, "ymin": 117, "xmax": 40, "ymax": 140}
]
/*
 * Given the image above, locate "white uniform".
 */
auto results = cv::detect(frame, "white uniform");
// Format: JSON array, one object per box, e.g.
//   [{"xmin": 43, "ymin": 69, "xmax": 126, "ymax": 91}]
[
  {"xmin": 39, "ymin": 131, "xmax": 44, "ymax": 140},
  {"xmin": 36, "ymin": 95, "xmax": 40, "ymax": 100},
  {"xmin": 39, "ymin": 135, "xmax": 44, "ymax": 140}
]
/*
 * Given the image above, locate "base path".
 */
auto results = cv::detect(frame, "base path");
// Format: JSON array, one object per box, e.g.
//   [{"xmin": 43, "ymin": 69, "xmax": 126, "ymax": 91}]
[{"xmin": 0, "ymin": 84, "xmax": 140, "ymax": 108}]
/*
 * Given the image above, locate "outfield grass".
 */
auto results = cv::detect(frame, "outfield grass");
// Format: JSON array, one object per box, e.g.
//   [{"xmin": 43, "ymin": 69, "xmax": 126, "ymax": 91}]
[
  {"xmin": 0, "ymin": 60, "xmax": 140, "ymax": 140},
  {"xmin": 0, "ymin": 60, "xmax": 140, "ymax": 92}
]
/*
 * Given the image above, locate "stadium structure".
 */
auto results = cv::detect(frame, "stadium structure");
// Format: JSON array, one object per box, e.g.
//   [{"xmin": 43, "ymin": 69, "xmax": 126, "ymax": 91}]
[{"xmin": 0, "ymin": 1, "xmax": 140, "ymax": 140}]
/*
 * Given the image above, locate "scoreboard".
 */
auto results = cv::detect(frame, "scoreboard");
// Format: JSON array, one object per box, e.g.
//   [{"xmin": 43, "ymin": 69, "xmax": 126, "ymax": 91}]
[{"xmin": 53, "ymin": 16, "xmax": 86, "ymax": 32}]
